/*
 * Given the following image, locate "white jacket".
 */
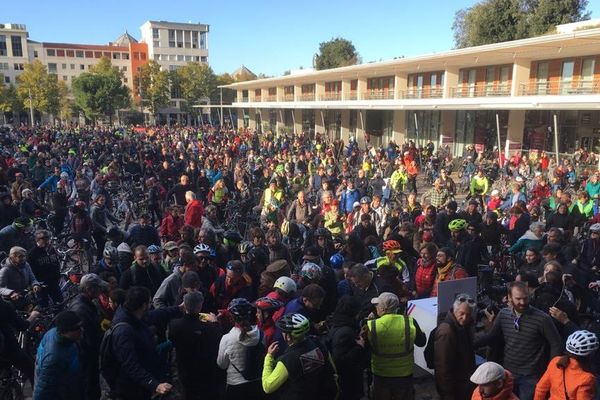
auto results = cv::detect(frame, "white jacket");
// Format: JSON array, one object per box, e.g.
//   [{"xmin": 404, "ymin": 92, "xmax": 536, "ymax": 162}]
[{"xmin": 217, "ymin": 325, "xmax": 261, "ymax": 385}]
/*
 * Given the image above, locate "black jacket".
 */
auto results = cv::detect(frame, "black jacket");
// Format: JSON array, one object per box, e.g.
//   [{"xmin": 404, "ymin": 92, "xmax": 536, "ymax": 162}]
[
  {"xmin": 28, "ymin": 246, "xmax": 61, "ymax": 289},
  {"xmin": 119, "ymin": 262, "xmax": 163, "ymax": 296},
  {"xmin": 67, "ymin": 294, "xmax": 103, "ymax": 358},
  {"xmin": 327, "ymin": 314, "xmax": 365, "ymax": 400},
  {"xmin": 168, "ymin": 314, "xmax": 223, "ymax": 397}
]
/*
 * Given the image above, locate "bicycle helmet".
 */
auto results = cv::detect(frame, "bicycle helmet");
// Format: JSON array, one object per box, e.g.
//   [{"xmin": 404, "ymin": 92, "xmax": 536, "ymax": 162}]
[
  {"xmin": 280, "ymin": 220, "xmax": 290, "ymax": 236},
  {"xmin": 273, "ymin": 276, "xmax": 297, "ymax": 294},
  {"xmin": 238, "ymin": 241, "xmax": 254, "ymax": 255},
  {"xmin": 448, "ymin": 219, "xmax": 468, "ymax": 232},
  {"xmin": 13, "ymin": 217, "xmax": 32, "ymax": 229},
  {"xmin": 329, "ymin": 253, "xmax": 344, "ymax": 269},
  {"xmin": 193, "ymin": 243, "xmax": 212, "ymax": 255},
  {"xmin": 254, "ymin": 297, "xmax": 283, "ymax": 311},
  {"xmin": 590, "ymin": 223, "xmax": 600, "ymax": 233},
  {"xmin": 566, "ymin": 330, "xmax": 599, "ymax": 357},
  {"xmin": 276, "ymin": 313, "xmax": 310, "ymax": 338},
  {"xmin": 360, "ymin": 196, "xmax": 371, "ymax": 204},
  {"xmin": 227, "ymin": 298, "xmax": 255, "ymax": 319},
  {"xmin": 382, "ymin": 240, "xmax": 402, "ymax": 254},
  {"xmin": 103, "ymin": 246, "xmax": 118, "ymax": 261},
  {"xmin": 300, "ymin": 262, "xmax": 322, "ymax": 281},
  {"xmin": 147, "ymin": 245, "xmax": 162, "ymax": 254}
]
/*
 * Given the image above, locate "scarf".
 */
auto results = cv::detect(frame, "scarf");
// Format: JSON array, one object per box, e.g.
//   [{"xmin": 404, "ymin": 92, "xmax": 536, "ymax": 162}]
[{"xmin": 436, "ymin": 260, "xmax": 454, "ymax": 282}]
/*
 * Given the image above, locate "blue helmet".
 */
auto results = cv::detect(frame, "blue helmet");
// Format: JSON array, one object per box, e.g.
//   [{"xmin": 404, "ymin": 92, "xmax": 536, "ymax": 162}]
[{"xmin": 329, "ymin": 253, "xmax": 344, "ymax": 269}]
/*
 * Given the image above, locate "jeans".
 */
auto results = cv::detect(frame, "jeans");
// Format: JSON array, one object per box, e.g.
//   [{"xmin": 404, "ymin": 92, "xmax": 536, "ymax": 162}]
[{"xmin": 513, "ymin": 374, "xmax": 538, "ymax": 400}]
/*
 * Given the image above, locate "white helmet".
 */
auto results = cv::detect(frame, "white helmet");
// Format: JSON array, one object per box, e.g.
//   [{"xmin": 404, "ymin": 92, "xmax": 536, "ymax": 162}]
[
  {"xmin": 273, "ymin": 276, "xmax": 297, "ymax": 294},
  {"xmin": 590, "ymin": 223, "xmax": 600, "ymax": 233},
  {"xmin": 566, "ymin": 330, "xmax": 599, "ymax": 357}
]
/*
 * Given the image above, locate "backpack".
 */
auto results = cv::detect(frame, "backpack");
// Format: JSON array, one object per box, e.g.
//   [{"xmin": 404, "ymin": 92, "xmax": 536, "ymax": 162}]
[
  {"xmin": 423, "ymin": 327, "xmax": 437, "ymax": 370},
  {"xmin": 99, "ymin": 322, "xmax": 129, "ymax": 387},
  {"xmin": 231, "ymin": 330, "xmax": 266, "ymax": 381}
]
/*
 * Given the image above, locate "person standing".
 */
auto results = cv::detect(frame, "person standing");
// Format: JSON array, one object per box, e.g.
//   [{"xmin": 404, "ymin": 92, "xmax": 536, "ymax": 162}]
[
  {"xmin": 366, "ymin": 292, "xmax": 426, "ymax": 400},
  {"xmin": 434, "ymin": 294, "xmax": 477, "ymax": 400},
  {"xmin": 475, "ymin": 281, "xmax": 563, "ymax": 400},
  {"xmin": 33, "ymin": 311, "xmax": 84, "ymax": 400},
  {"xmin": 470, "ymin": 362, "xmax": 518, "ymax": 400},
  {"xmin": 28, "ymin": 229, "xmax": 63, "ymax": 305}
]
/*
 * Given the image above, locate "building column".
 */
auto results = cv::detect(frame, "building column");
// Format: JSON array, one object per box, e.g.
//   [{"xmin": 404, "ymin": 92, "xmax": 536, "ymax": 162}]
[
  {"xmin": 276, "ymin": 109, "xmax": 284, "ymax": 133},
  {"xmin": 394, "ymin": 73, "xmax": 407, "ymax": 100},
  {"xmin": 340, "ymin": 109, "xmax": 350, "ymax": 143},
  {"xmin": 293, "ymin": 109, "xmax": 302, "ymax": 135},
  {"xmin": 248, "ymin": 109, "xmax": 257, "ymax": 130},
  {"xmin": 342, "ymin": 80, "xmax": 351, "ymax": 100},
  {"xmin": 236, "ymin": 108, "xmax": 244, "ymax": 130},
  {"xmin": 315, "ymin": 109, "xmax": 325, "ymax": 135},
  {"xmin": 506, "ymin": 110, "xmax": 525, "ymax": 158},
  {"xmin": 357, "ymin": 78, "xmax": 367, "ymax": 100},
  {"xmin": 259, "ymin": 109, "xmax": 269, "ymax": 133},
  {"xmin": 440, "ymin": 110, "xmax": 457, "ymax": 151},
  {"xmin": 511, "ymin": 58, "xmax": 531, "ymax": 96},
  {"xmin": 443, "ymin": 67, "xmax": 459, "ymax": 98},
  {"xmin": 392, "ymin": 110, "xmax": 406, "ymax": 143},
  {"xmin": 356, "ymin": 110, "xmax": 366, "ymax": 148},
  {"xmin": 316, "ymin": 82, "xmax": 325, "ymax": 101}
]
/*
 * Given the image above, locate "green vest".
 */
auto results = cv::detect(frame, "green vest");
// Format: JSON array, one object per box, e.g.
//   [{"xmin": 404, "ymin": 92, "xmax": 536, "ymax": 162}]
[
  {"xmin": 375, "ymin": 256, "xmax": 406, "ymax": 273},
  {"xmin": 368, "ymin": 314, "xmax": 416, "ymax": 377}
]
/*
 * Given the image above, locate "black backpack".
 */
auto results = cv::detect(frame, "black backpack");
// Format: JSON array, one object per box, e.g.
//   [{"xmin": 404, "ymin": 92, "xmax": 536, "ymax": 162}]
[
  {"xmin": 423, "ymin": 327, "xmax": 437, "ymax": 370},
  {"xmin": 99, "ymin": 322, "xmax": 129, "ymax": 387},
  {"xmin": 231, "ymin": 330, "xmax": 266, "ymax": 381}
]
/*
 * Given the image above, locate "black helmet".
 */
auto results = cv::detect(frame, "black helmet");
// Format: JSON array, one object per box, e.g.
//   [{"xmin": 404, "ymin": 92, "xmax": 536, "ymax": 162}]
[
  {"xmin": 228, "ymin": 298, "xmax": 255, "ymax": 319},
  {"xmin": 315, "ymin": 227, "xmax": 329, "ymax": 238}
]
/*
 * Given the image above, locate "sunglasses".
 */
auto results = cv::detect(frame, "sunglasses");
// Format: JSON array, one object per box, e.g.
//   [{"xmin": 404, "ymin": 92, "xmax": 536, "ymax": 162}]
[
  {"xmin": 456, "ymin": 296, "xmax": 476, "ymax": 306},
  {"xmin": 513, "ymin": 316, "xmax": 521, "ymax": 331}
]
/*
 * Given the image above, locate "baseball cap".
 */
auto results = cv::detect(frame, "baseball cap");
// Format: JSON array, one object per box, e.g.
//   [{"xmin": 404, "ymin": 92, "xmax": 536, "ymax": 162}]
[
  {"xmin": 371, "ymin": 292, "xmax": 400, "ymax": 310},
  {"xmin": 163, "ymin": 241, "xmax": 179, "ymax": 251},
  {"xmin": 470, "ymin": 362, "xmax": 505, "ymax": 385}
]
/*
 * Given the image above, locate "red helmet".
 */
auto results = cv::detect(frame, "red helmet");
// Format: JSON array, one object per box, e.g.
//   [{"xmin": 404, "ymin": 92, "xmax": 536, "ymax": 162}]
[
  {"xmin": 383, "ymin": 240, "xmax": 402, "ymax": 254},
  {"xmin": 75, "ymin": 200, "xmax": 86, "ymax": 210}
]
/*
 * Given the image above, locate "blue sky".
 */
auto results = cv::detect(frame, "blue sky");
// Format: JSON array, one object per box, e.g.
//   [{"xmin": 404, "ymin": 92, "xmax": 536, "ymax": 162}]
[{"xmin": 5, "ymin": 0, "xmax": 600, "ymax": 76}]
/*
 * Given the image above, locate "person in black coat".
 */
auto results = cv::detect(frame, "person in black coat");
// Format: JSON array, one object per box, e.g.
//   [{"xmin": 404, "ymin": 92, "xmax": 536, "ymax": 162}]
[
  {"xmin": 28, "ymin": 229, "xmax": 62, "ymax": 305},
  {"xmin": 67, "ymin": 273, "xmax": 107, "ymax": 400},
  {"xmin": 168, "ymin": 291, "xmax": 223, "ymax": 399},
  {"xmin": 0, "ymin": 298, "xmax": 35, "ymax": 385},
  {"xmin": 110, "ymin": 286, "xmax": 183, "ymax": 400},
  {"xmin": 120, "ymin": 246, "xmax": 164, "ymax": 296},
  {"xmin": 327, "ymin": 295, "xmax": 366, "ymax": 400}
]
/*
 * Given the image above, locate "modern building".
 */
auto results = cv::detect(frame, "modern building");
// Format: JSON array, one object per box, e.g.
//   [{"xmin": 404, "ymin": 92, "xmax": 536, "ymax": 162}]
[
  {"xmin": 223, "ymin": 20, "xmax": 600, "ymax": 156},
  {"xmin": 0, "ymin": 20, "xmax": 209, "ymax": 124}
]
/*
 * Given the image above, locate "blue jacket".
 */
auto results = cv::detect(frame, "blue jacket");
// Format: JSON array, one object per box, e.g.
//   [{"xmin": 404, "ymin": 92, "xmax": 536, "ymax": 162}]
[
  {"xmin": 127, "ymin": 224, "xmax": 160, "ymax": 248},
  {"xmin": 500, "ymin": 192, "xmax": 528, "ymax": 210},
  {"xmin": 34, "ymin": 327, "xmax": 82, "ymax": 400},
  {"xmin": 340, "ymin": 189, "xmax": 360, "ymax": 215},
  {"xmin": 38, "ymin": 174, "xmax": 60, "ymax": 192}
]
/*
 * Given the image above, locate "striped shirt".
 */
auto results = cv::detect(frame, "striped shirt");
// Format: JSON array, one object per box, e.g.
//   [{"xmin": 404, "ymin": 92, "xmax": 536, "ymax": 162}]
[{"xmin": 475, "ymin": 306, "xmax": 562, "ymax": 377}]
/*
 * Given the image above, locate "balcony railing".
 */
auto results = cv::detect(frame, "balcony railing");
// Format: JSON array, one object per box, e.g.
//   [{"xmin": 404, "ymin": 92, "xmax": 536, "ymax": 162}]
[
  {"xmin": 237, "ymin": 97, "xmax": 249, "ymax": 102},
  {"xmin": 254, "ymin": 96, "xmax": 261, "ymax": 102},
  {"xmin": 265, "ymin": 95, "xmax": 276, "ymax": 102},
  {"xmin": 345, "ymin": 91, "xmax": 358, "ymax": 100},
  {"xmin": 519, "ymin": 80, "xmax": 600, "ymax": 96},
  {"xmin": 282, "ymin": 94, "xmax": 295, "ymax": 101},
  {"xmin": 451, "ymin": 84, "xmax": 511, "ymax": 98},
  {"xmin": 319, "ymin": 92, "xmax": 342, "ymax": 101},
  {"xmin": 299, "ymin": 93, "xmax": 315, "ymax": 101},
  {"xmin": 361, "ymin": 90, "xmax": 395, "ymax": 100},
  {"xmin": 402, "ymin": 87, "xmax": 444, "ymax": 99}
]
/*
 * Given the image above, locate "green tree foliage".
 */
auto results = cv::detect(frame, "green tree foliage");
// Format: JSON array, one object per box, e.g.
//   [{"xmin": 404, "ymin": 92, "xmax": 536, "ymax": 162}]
[
  {"xmin": 212, "ymin": 73, "xmax": 236, "ymax": 105},
  {"xmin": 452, "ymin": 0, "xmax": 590, "ymax": 48},
  {"xmin": 314, "ymin": 38, "xmax": 359, "ymax": 70},
  {"xmin": 16, "ymin": 60, "xmax": 58, "ymax": 115},
  {"xmin": 177, "ymin": 62, "xmax": 217, "ymax": 116},
  {"xmin": 72, "ymin": 57, "xmax": 130, "ymax": 123},
  {"xmin": 137, "ymin": 60, "xmax": 170, "ymax": 119}
]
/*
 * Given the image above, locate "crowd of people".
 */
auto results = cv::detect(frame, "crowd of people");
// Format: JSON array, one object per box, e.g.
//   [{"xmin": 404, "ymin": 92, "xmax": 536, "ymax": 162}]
[{"xmin": 1, "ymin": 124, "xmax": 600, "ymax": 400}]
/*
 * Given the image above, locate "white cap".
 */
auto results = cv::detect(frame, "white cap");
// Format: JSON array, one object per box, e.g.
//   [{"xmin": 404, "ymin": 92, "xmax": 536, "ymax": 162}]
[
  {"xmin": 117, "ymin": 242, "xmax": 132, "ymax": 253},
  {"xmin": 470, "ymin": 362, "xmax": 505, "ymax": 385},
  {"xmin": 490, "ymin": 189, "xmax": 499, "ymax": 197}
]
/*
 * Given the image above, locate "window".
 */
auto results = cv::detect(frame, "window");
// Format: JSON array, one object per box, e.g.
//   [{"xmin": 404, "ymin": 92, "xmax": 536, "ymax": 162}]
[
  {"xmin": 13, "ymin": 63, "xmax": 24, "ymax": 70},
  {"xmin": 133, "ymin": 52, "xmax": 140, "ymax": 60},
  {"xmin": 0, "ymin": 62, "xmax": 8, "ymax": 70},
  {"xmin": 80, "ymin": 64, "xmax": 85, "ymax": 70},
  {"xmin": 103, "ymin": 52, "xmax": 111, "ymax": 58},
  {"xmin": 199, "ymin": 32, "xmax": 207, "ymax": 49},
  {"xmin": 4, "ymin": 76, "xmax": 9, "ymax": 84},
  {"xmin": 122, "ymin": 53, "xmax": 129, "ymax": 60},
  {"xmin": 85, "ymin": 51, "xmax": 93, "ymax": 58},
  {"xmin": 140, "ymin": 53, "xmax": 146, "ymax": 60},
  {"xmin": 123, "ymin": 77, "xmax": 128, "ymax": 83},
  {"xmin": 48, "ymin": 63, "xmax": 57, "ymax": 73},
  {"xmin": 56, "ymin": 49, "xmax": 65, "ymax": 57},
  {"xmin": 70, "ymin": 64, "xmax": 75, "ymax": 69},
  {"xmin": 121, "ymin": 66, "xmax": 127, "ymax": 71},
  {"xmin": 61, "ymin": 63, "xmax": 66, "ymax": 69},
  {"xmin": 46, "ymin": 49, "xmax": 56, "ymax": 57},
  {"xmin": 152, "ymin": 28, "xmax": 159, "ymax": 39},
  {"xmin": 94, "ymin": 51, "xmax": 102, "ymax": 58},
  {"xmin": 582, "ymin": 58, "xmax": 595, "ymax": 86},
  {"xmin": 192, "ymin": 31, "xmax": 198, "ymax": 48},
  {"xmin": 33, "ymin": 50, "xmax": 38, "ymax": 58},
  {"xmin": 0, "ymin": 35, "xmax": 6, "ymax": 56},
  {"xmin": 66, "ymin": 50, "xmax": 74, "ymax": 57},
  {"xmin": 63, "ymin": 75, "xmax": 68, "ymax": 81},
  {"xmin": 561, "ymin": 60, "xmax": 575, "ymax": 94},
  {"xmin": 168, "ymin": 29, "xmax": 175, "ymax": 48},
  {"xmin": 185, "ymin": 55, "xmax": 192, "ymax": 61},
  {"xmin": 76, "ymin": 50, "xmax": 84, "ymax": 58},
  {"xmin": 154, "ymin": 54, "xmax": 160, "ymax": 61},
  {"xmin": 177, "ymin": 55, "xmax": 184, "ymax": 61},
  {"xmin": 153, "ymin": 41, "xmax": 159, "ymax": 48},
  {"xmin": 201, "ymin": 56, "xmax": 207, "ymax": 62},
  {"xmin": 169, "ymin": 54, "xmax": 177, "ymax": 61},
  {"xmin": 194, "ymin": 56, "xmax": 200, "ymax": 62},
  {"xmin": 11, "ymin": 36, "xmax": 22, "ymax": 57},
  {"xmin": 499, "ymin": 66, "xmax": 510, "ymax": 93},
  {"xmin": 184, "ymin": 30, "xmax": 191, "ymax": 48},
  {"xmin": 112, "ymin": 52, "xmax": 120, "ymax": 60}
]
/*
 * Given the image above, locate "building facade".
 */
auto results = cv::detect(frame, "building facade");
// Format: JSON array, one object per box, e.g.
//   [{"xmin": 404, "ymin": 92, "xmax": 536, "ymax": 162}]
[
  {"xmin": 224, "ymin": 21, "xmax": 600, "ymax": 156},
  {"xmin": 0, "ymin": 20, "xmax": 209, "ymax": 124}
]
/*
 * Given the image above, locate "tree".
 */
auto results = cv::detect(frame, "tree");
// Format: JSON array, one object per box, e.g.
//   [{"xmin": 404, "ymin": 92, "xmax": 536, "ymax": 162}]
[
  {"xmin": 57, "ymin": 81, "xmax": 73, "ymax": 123},
  {"xmin": 72, "ymin": 57, "xmax": 131, "ymax": 123},
  {"xmin": 137, "ymin": 60, "xmax": 170, "ymax": 121},
  {"xmin": 211, "ymin": 73, "xmax": 236, "ymax": 105},
  {"xmin": 16, "ymin": 60, "xmax": 56, "ymax": 120},
  {"xmin": 177, "ymin": 62, "xmax": 217, "ymax": 114},
  {"xmin": 314, "ymin": 38, "xmax": 359, "ymax": 70},
  {"xmin": 453, "ymin": 0, "xmax": 590, "ymax": 48}
]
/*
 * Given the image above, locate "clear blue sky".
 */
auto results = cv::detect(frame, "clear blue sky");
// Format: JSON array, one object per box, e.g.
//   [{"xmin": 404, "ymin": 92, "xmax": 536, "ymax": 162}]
[{"xmin": 6, "ymin": 0, "xmax": 600, "ymax": 76}]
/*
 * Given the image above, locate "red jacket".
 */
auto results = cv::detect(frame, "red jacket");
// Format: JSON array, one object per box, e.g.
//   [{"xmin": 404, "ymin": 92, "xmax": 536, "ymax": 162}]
[
  {"xmin": 160, "ymin": 213, "xmax": 184, "ymax": 242},
  {"xmin": 415, "ymin": 258, "xmax": 436, "ymax": 297},
  {"xmin": 184, "ymin": 199, "xmax": 204, "ymax": 228}
]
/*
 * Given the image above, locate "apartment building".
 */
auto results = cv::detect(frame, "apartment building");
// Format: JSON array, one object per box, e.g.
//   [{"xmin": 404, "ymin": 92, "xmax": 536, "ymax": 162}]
[{"xmin": 224, "ymin": 20, "xmax": 600, "ymax": 156}]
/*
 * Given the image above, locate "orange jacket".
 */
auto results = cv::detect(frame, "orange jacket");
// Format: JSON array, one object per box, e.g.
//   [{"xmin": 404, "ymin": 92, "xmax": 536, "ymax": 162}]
[
  {"xmin": 534, "ymin": 356, "xmax": 597, "ymax": 400},
  {"xmin": 471, "ymin": 370, "xmax": 518, "ymax": 400}
]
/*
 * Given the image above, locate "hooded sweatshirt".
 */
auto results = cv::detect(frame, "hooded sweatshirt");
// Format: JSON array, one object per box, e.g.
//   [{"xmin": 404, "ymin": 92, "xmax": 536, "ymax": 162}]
[{"xmin": 217, "ymin": 325, "xmax": 262, "ymax": 385}]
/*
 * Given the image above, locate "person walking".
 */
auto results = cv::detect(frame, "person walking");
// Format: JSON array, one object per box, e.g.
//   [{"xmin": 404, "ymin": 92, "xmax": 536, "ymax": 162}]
[{"xmin": 470, "ymin": 362, "xmax": 518, "ymax": 400}]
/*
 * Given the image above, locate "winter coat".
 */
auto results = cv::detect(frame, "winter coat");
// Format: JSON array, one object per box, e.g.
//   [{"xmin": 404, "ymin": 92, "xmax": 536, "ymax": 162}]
[
  {"xmin": 184, "ymin": 199, "xmax": 204, "ymax": 228},
  {"xmin": 159, "ymin": 214, "xmax": 184, "ymax": 242},
  {"xmin": 127, "ymin": 224, "xmax": 160, "ymax": 248},
  {"xmin": 216, "ymin": 325, "xmax": 262, "ymax": 385},
  {"xmin": 434, "ymin": 311, "xmax": 476, "ymax": 400},
  {"xmin": 152, "ymin": 267, "xmax": 184, "ymax": 309},
  {"xmin": 0, "ymin": 259, "xmax": 40, "ymax": 297},
  {"xmin": 508, "ymin": 230, "xmax": 544, "ymax": 256},
  {"xmin": 534, "ymin": 356, "xmax": 596, "ymax": 400},
  {"xmin": 119, "ymin": 262, "xmax": 163, "ymax": 296}
]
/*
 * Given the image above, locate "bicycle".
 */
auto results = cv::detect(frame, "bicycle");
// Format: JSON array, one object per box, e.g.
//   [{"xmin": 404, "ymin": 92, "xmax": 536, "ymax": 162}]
[{"xmin": 0, "ymin": 358, "xmax": 25, "ymax": 400}]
